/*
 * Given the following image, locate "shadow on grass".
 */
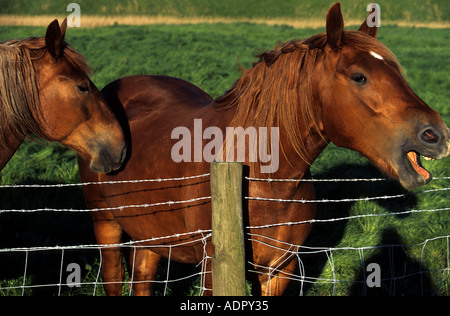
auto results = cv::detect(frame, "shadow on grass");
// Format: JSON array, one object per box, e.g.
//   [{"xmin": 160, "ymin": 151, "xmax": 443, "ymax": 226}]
[
  {"xmin": 284, "ymin": 162, "xmax": 438, "ymax": 296},
  {"xmin": 0, "ymin": 184, "xmax": 98, "ymax": 296},
  {"xmin": 349, "ymin": 228, "xmax": 433, "ymax": 296}
]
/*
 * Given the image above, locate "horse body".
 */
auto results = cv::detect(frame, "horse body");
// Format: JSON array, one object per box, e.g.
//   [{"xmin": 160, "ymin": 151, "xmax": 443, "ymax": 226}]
[
  {"xmin": 78, "ymin": 3, "xmax": 450, "ymax": 295},
  {"xmin": 79, "ymin": 75, "xmax": 320, "ymax": 295}
]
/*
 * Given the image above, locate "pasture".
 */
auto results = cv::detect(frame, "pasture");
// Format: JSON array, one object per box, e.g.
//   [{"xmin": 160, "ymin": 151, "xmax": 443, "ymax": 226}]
[
  {"xmin": 1, "ymin": 0, "xmax": 449, "ymax": 23},
  {"xmin": 0, "ymin": 11, "xmax": 449, "ymax": 295}
]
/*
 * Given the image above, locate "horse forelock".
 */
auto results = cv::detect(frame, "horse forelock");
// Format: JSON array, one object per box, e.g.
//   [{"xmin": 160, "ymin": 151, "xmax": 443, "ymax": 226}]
[
  {"xmin": 3, "ymin": 36, "xmax": 92, "ymax": 74},
  {"xmin": 214, "ymin": 30, "xmax": 403, "ymax": 165},
  {"xmin": 341, "ymin": 31, "xmax": 403, "ymax": 74}
]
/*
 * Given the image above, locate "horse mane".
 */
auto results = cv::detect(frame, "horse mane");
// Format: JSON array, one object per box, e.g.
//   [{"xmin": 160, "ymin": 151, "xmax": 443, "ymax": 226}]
[
  {"xmin": 0, "ymin": 36, "xmax": 91, "ymax": 147},
  {"xmin": 214, "ymin": 30, "xmax": 402, "ymax": 164}
]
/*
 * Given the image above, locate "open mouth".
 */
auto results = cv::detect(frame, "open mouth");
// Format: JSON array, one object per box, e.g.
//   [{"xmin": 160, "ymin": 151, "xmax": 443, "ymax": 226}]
[{"xmin": 406, "ymin": 151, "xmax": 434, "ymax": 180}]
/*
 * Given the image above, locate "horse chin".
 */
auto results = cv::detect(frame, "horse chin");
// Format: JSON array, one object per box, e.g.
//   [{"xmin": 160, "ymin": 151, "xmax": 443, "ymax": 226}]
[
  {"xmin": 89, "ymin": 160, "xmax": 112, "ymax": 174},
  {"xmin": 89, "ymin": 157, "xmax": 121, "ymax": 174}
]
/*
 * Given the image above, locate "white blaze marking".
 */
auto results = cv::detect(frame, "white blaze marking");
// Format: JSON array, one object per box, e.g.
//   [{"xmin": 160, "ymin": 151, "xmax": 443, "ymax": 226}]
[{"xmin": 370, "ymin": 51, "xmax": 384, "ymax": 60}]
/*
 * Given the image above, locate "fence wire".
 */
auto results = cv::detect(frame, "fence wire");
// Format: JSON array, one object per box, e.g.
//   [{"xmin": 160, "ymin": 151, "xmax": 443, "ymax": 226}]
[{"xmin": 0, "ymin": 174, "xmax": 448, "ymax": 295}]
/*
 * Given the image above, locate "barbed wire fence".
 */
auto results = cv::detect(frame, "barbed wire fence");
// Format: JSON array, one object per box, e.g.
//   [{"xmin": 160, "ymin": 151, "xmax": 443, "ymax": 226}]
[{"xmin": 0, "ymin": 172, "xmax": 449, "ymax": 295}]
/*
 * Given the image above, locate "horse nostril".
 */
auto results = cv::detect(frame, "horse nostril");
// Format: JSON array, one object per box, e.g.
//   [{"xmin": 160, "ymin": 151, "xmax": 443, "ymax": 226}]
[
  {"xmin": 119, "ymin": 144, "xmax": 127, "ymax": 164},
  {"xmin": 118, "ymin": 145, "xmax": 128, "ymax": 164},
  {"xmin": 421, "ymin": 128, "xmax": 440, "ymax": 145}
]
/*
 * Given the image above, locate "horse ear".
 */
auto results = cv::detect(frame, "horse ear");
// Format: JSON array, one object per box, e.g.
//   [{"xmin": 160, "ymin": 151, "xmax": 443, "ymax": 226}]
[
  {"xmin": 358, "ymin": 19, "xmax": 378, "ymax": 38},
  {"xmin": 60, "ymin": 18, "xmax": 68, "ymax": 41},
  {"xmin": 45, "ymin": 19, "xmax": 64, "ymax": 58},
  {"xmin": 326, "ymin": 3, "xmax": 344, "ymax": 49}
]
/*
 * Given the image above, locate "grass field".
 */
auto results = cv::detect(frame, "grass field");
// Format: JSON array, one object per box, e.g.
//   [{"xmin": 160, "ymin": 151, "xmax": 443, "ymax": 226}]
[
  {"xmin": 1, "ymin": 0, "xmax": 450, "ymax": 29},
  {"xmin": 1, "ymin": 0, "xmax": 449, "ymax": 22},
  {"xmin": 0, "ymin": 2, "xmax": 449, "ymax": 296}
]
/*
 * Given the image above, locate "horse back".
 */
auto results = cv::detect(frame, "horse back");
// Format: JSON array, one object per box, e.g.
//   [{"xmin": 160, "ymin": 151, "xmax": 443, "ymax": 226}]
[{"xmin": 102, "ymin": 75, "xmax": 213, "ymax": 123}]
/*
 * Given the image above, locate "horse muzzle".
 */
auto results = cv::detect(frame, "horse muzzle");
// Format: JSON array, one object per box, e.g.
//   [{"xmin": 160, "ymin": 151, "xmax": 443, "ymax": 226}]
[
  {"xmin": 396, "ymin": 124, "xmax": 450, "ymax": 190},
  {"xmin": 89, "ymin": 142, "xmax": 127, "ymax": 174}
]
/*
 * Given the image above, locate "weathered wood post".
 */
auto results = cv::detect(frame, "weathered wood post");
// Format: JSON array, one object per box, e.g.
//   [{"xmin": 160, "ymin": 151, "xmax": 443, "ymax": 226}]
[{"xmin": 210, "ymin": 162, "xmax": 246, "ymax": 296}]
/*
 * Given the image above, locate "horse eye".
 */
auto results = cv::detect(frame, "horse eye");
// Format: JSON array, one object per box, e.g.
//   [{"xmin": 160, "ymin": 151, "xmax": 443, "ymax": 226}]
[
  {"xmin": 77, "ymin": 84, "xmax": 89, "ymax": 93},
  {"xmin": 351, "ymin": 73, "xmax": 367, "ymax": 85}
]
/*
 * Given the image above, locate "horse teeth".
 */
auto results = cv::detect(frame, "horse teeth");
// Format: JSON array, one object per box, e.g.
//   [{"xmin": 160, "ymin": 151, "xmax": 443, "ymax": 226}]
[{"xmin": 423, "ymin": 156, "xmax": 434, "ymax": 161}]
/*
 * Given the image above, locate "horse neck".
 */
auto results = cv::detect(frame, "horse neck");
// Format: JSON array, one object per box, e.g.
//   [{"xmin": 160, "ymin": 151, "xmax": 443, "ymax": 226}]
[
  {"xmin": 0, "ymin": 44, "xmax": 33, "ymax": 171},
  {"xmin": 0, "ymin": 133, "xmax": 25, "ymax": 171},
  {"xmin": 0, "ymin": 43, "xmax": 44, "ymax": 149},
  {"xmin": 241, "ymin": 112, "xmax": 329, "ymax": 180},
  {"xmin": 212, "ymin": 44, "xmax": 331, "ymax": 179},
  {"xmin": 202, "ymin": 101, "xmax": 329, "ymax": 180},
  {"xmin": 276, "ymin": 120, "xmax": 329, "ymax": 179}
]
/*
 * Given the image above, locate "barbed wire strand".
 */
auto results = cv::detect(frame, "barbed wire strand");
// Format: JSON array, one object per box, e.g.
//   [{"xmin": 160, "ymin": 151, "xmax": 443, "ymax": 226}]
[{"xmin": 0, "ymin": 173, "xmax": 448, "ymax": 295}]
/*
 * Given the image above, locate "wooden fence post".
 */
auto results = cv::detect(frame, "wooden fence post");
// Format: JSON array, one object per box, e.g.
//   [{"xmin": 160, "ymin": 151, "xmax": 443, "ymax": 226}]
[{"xmin": 210, "ymin": 162, "xmax": 246, "ymax": 296}]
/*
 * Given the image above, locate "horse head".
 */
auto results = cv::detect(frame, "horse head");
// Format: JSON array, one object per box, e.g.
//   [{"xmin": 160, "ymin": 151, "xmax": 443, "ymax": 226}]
[
  {"xmin": 30, "ymin": 19, "xmax": 127, "ymax": 173},
  {"xmin": 317, "ymin": 3, "xmax": 449, "ymax": 190}
]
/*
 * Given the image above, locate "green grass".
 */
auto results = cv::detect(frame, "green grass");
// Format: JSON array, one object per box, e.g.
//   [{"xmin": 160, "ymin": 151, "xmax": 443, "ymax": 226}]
[
  {"xmin": 0, "ymin": 22, "xmax": 449, "ymax": 295},
  {"xmin": 1, "ymin": 0, "xmax": 449, "ymax": 22}
]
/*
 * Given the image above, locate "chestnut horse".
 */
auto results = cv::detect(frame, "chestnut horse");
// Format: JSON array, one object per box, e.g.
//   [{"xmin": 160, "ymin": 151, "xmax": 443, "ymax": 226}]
[
  {"xmin": 78, "ymin": 3, "xmax": 450, "ymax": 295},
  {"xmin": 0, "ymin": 19, "xmax": 126, "ymax": 174}
]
